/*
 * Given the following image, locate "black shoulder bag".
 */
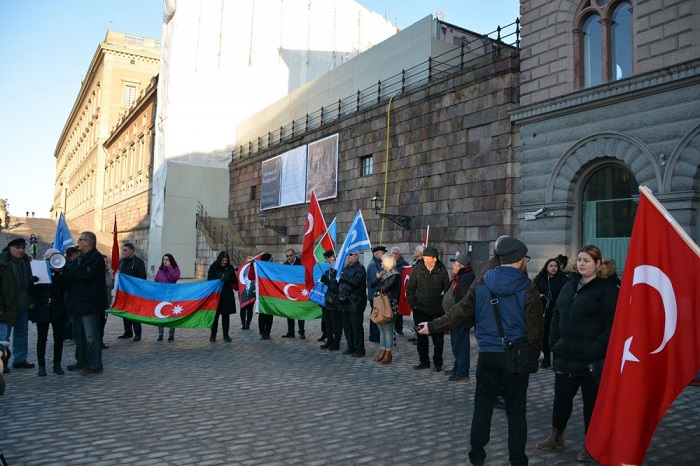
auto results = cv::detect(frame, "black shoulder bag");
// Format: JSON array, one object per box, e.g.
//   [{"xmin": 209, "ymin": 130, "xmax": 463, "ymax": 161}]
[{"xmin": 490, "ymin": 292, "xmax": 539, "ymax": 375}]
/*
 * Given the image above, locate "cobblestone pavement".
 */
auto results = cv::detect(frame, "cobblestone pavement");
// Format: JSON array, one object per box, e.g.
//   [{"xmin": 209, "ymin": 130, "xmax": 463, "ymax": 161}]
[{"xmin": 1, "ymin": 316, "xmax": 698, "ymax": 465}]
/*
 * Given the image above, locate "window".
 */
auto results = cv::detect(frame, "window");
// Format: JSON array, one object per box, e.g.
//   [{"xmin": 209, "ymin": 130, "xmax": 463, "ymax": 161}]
[
  {"xmin": 581, "ymin": 165, "xmax": 637, "ymax": 274},
  {"xmin": 250, "ymin": 185, "xmax": 257, "ymax": 201},
  {"xmin": 577, "ymin": 1, "xmax": 632, "ymax": 88},
  {"xmin": 360, "ymin": 155, "xmax": 373, "ymax": 177},
  {"xmin": 123, "ymin": 85, "xmax": 136, "ymax": 106}
]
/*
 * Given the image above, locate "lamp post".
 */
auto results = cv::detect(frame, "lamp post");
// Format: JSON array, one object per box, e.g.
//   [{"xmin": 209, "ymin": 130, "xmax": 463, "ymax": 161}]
[
  {"xmin": 370, "ymin": 190, "xmax": 412, "ymax": 230},
  {"xmin": 259, "ymin": 211, "xmax": 287, "ymax": 236}
]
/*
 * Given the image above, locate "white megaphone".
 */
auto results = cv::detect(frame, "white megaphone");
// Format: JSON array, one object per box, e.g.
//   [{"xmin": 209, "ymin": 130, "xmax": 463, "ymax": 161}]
[{"xmin": 49, "ymin": 253, "xmax": 67, "ymax": 270}]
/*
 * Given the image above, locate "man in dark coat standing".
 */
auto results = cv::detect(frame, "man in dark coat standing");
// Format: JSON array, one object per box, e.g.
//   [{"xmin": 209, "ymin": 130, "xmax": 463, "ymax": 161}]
[
  {"xmin": 0, "ymin": 237, "xmax": 35, "ymax": 371},
  {"xmin": 406, "ymin": 246, "xmax": 450, "ymax": 371},
  {"xmin": 61, "ymin": 231, "xmax": 108, "ymax": 375},
  {"xmin": 118, "ymin": 242, "xmax": 147, "ymax": 341},
  {"xmin": 337, "ymin": 252, "xmax": 367, "ymax": 357},
  {"xmin": 281, "ymin": 248, "xmax": 306, "ymax": 339}
]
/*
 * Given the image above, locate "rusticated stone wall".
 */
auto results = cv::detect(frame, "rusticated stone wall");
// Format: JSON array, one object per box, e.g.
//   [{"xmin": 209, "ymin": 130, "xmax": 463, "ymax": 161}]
[{"xmin": 229, "ymin": 54, "xmax": 521, "ymax": 269}]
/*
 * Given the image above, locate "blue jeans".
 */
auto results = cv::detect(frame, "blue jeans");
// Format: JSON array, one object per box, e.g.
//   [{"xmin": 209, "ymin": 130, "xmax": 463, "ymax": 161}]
[
  {"xmin": 450, "ymin": 325, "xmax": 471, "ymax": 377},
  {"xmin": 158, "ymin": 326, "xmax": 175, "ymax": 338},
  {"xmin": 73, "ymin": 314, "xmax": 102, "ymax": 370},
  {"xmin": 378, "ymin": 319, "xmax": 395, "ymax": 350},
  {"xmin": 0, "ymin": 309, "xmax": 30, "ymax": 364}
]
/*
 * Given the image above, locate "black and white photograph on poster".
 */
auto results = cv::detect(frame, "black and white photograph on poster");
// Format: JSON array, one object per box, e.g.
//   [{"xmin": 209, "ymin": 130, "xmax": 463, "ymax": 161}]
[
  {"xmin": 306, "ymin": 134, "xmax": 338, "ymax": 202},
  {"xmin": 280, "ymin": 145, "xmax": 307, "ymax": 207},
  {"xmin": 260, "ymin": 156, "xmax": 281, "ymax": 210}
]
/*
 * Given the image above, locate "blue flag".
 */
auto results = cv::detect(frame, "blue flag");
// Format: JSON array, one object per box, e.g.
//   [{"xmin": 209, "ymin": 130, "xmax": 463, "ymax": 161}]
[
  {"xmin": 335, "ymin": 210, "xmax": 372, "ymax": 273},
  {"xmin": 53, "ymin": 213, "xmax": 74, "ymax": 253}
]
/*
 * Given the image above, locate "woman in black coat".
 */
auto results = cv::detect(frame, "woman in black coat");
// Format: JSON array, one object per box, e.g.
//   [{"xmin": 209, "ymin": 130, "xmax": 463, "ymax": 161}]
[
  {"xmin": 32, "ymin": 249, "xmax": 68, "ymax": 376},
  {"xmin": 207, "ymin": 251, "xmax": 238, "ymax": 342},
  {"xmin": 536, "ymin": 245, "xmax": 619, "ymax": 462},
  {"xmin": 533, "ymin": 258, "xmax": 568, "ymax": 368}
]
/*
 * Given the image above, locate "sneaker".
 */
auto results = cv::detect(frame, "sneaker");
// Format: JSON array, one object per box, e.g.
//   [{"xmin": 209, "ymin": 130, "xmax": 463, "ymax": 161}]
[
  {"xmin": 132, "ymin": 335, "xmax": 141, "ymax": 341},
  {"xmin": 281, "ymin": 333, "xmax": 295, "ymax": 338},
  {"xmin": 413, "ymin": 363, "xmax": 431, "ymax": 370},
  {"xmin": 448, "ymin": 374, "xmax": 470, "ymax": 382},
  {"xmin": 117, "ymin": 334, "xmax": 133, "ymax": 339}
]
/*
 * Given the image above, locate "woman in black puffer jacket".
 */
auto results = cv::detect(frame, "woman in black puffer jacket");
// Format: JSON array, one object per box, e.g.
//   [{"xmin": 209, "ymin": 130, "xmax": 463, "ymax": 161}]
[{"xmin": 536, "ymin": 245, "xmax": 619, "ymax": 462}]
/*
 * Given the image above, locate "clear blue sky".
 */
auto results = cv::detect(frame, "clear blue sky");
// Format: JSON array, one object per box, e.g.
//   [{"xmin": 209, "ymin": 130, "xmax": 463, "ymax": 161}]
[{"xmin": 0, "ymin": 0, "xmax": 519, "ymax": 219}]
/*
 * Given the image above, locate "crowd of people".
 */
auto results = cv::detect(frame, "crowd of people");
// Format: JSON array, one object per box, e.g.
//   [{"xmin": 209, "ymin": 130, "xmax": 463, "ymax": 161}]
[{"xmin": 0, "ymin": 232, "xmax": 624, "ymax": 464}]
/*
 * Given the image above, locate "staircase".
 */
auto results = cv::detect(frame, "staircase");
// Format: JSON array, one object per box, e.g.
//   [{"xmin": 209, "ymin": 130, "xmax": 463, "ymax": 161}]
[
  {"xmin": 0, "ymin": 216, "xmax": 114, "ymax": 259},
  {"xmin": 196, "ymin": 203, "xmax": 258, "ymax": 267}
]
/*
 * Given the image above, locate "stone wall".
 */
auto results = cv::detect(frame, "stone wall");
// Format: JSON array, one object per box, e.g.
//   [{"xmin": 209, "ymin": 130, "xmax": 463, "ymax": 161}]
[
  {"xmin": 229, "ymin": 54, "xmax": 521, "ymax": 264},
  {"xmin": 518, "ymin": 0, "xmax": 700, "ymax": 106}
]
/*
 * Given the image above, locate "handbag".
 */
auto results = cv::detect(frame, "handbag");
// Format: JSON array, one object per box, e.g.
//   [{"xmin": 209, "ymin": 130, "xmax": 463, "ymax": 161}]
[
  {"xmin": 308, "ymin": 281, "xmax": 328, "ymax": 306},
  {"xmin": 490, "ymin": 292, "xmax": 539, "ymax": 375},
  {"xmin": 370, "ymin": 287, "xmax": 393, "ymax": 324}
]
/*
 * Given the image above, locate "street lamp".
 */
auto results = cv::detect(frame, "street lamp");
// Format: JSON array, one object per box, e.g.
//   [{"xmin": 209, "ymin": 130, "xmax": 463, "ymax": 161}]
[
  {"xmin": 370, "ymin": 190, "xmax": 412, "ymax": 230},
  {"xmin": 259, "ymin": 211, "xmax": 287, "ymax": 236}
]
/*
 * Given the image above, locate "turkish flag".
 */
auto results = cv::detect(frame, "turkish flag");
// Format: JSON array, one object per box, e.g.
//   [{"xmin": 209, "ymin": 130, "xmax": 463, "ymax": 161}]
[
  {"xmin": 398, "ymin": 266, "xmax": 413, "ymax": 316},
  {"xmin": 586, "ymin": 187, "xmax": 700, "ymax": 466},
  {"xmin": 301, "ymin": 192, "xmax": 328, "ymax": 288}
]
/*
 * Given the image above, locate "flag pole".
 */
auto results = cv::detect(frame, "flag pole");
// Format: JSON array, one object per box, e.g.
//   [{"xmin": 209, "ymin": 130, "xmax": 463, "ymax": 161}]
[{"xmin": 639, "ymin": 186, "xmax": 700, "ymax": 257}]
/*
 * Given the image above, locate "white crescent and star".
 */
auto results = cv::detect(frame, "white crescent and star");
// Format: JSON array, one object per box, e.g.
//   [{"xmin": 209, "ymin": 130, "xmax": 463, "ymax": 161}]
[
  {"xmin": 239, "ymin": 262, "xmax": 253, "ymax": 287},
  {"xmin": 305, "ymin": 214, "xmax": 314, "ymax": 235},
  {"xmin": 620, "ymin": 265, "xmax": 677, "ymax": 372},
  {"xmin": 283, "ymin": 284, "xmax": 299, "ymax": 300},
  {"xmin": 154, "ymin": 301, "xmax": 184, "ymax": 319}
]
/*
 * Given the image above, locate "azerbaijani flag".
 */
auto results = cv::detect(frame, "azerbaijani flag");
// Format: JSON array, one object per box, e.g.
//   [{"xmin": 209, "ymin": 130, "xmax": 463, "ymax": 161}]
[
  {"xmin": 255, "ymin": 260, "xmax": 328, "ymax": 320},
  {"xmin": 110, "ymin": 274, "xmax": 223, "ymax": 328}
]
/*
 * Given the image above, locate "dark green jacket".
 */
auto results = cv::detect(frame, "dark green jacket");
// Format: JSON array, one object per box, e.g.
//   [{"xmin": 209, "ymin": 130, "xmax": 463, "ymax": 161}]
[{"xmin": 0, "ymin": 248, "xmax": 33, "ymax": 324}]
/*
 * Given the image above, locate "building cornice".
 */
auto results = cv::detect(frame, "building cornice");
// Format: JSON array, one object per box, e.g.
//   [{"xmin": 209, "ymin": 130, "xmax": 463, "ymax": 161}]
[{"xmin": 510, "ymin": 59, "xmax": 700, "ymax": 124}]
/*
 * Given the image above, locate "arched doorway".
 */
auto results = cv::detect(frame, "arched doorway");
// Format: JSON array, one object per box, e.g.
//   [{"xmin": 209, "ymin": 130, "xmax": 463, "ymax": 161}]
[{"xmin": 581, "ymin": 164, "xmax": 637, "ymax": 275}]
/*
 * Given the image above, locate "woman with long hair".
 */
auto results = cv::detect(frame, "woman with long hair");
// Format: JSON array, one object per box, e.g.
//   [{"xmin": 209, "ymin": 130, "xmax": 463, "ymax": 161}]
[
  {"xmin": 207, "ymin": 251, "xmax": 237, "ymax": 342},
  {"xmin": 371, "ymin": 253, "xmax": 400, "ymax": 365},
  {"xmin": 155, "ymin": 254, "xmax": 181, "ymax": 341},
  {"xmin": 532, "ymin": 258, "xmax": 568, "ymax": 368},
  {"xmin": 536, "ymin": 245, "xmax": 619, "ymax": 462}
]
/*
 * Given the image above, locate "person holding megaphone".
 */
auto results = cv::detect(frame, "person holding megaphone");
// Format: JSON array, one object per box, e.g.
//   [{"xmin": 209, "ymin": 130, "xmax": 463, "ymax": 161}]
[{"xmin": 31, "ymin": 249, "xmax": 68, "ymax": 376}]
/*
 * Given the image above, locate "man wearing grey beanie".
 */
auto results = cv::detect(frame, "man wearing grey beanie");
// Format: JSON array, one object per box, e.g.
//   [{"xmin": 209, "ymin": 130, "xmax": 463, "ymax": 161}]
[{"xmin": 418, "ymin": 236, "xmax": 543, "ymax": 466}]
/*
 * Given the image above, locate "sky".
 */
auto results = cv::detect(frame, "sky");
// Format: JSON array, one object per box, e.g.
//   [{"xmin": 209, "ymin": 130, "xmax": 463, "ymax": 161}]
[{"xmin": 0, "ymin": 0, "xmax": 519, "ymax": 219}]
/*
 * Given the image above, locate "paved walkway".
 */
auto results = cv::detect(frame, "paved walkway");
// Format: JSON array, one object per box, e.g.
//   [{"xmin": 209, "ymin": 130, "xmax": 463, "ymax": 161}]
[{"xmin": 1, "ymin": 316, "xmax": 698, "ymax": 465}]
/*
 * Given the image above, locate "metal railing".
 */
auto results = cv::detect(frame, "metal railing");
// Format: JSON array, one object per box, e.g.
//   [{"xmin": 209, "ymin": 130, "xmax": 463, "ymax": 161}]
[
  {"xmin": 196, "ymin": 202, "xmax": 245, "ymax": 266},
  {"xmin": 232, "ymin": 19, "xmax": 519, "ymax": 161}
]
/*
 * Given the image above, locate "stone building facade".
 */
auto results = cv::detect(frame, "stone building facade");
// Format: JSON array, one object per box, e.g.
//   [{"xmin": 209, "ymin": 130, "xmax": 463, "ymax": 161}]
[
  {"xmin": 52, "ymin": 31, "xmax": 159, "ymax": 249},
  {"xmin": 229, "ymin": 52, "xmax": 521, "ymax": 271},
  {"xmin": 512, "ymin": 0, "xmax": 700, "ymax": 274},
  {"xmin": 102, "ymin": 77, "xmax": 157, "ymax": 265}
]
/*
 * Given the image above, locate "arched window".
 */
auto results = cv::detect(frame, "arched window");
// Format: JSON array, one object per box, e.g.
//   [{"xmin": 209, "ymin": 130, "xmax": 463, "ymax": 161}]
[
  {"xmin": 611, "ymin": 2, "xmax": 632, "ymax": 80},
  {"xmin": 577, "ymin": 1, "xmax": 633, "ymax": 88},
  {"xmin": 583, "ymin": 14, "xmax": 603, "ymax": 87},
  {"xmin": 582, "ymin": 165, "xmax": 637, "ymax": 274}
]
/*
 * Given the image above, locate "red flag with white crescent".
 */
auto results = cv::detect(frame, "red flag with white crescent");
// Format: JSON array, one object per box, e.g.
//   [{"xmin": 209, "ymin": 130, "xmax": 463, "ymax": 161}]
[
  {"xmin": 301, "ymin": 192, "xmax": 328, "ymax": 288},
  {"xmin": 238, "ymin": 253, "xmax": 264, "ymax": 308},
  {"xmin": 398, "ymin": 266, "xmax": 413, "ymax": 316},
  {"xmin": 586, "ymin": 187, "xmax": 700, "ymax": 466}
]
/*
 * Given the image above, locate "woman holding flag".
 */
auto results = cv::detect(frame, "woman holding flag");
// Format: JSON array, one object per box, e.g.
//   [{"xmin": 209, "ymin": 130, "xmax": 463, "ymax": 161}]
[
  {"xmin": 207, "ymin": 252, "xmax": 238, "ymax": 342},
  {"xmin": 155, "ymin": 254, "xmax": 181, "ymax": 341},
  {"xmin": 536, "ymin": 245, "xmax": 619, "ymax": 462}
]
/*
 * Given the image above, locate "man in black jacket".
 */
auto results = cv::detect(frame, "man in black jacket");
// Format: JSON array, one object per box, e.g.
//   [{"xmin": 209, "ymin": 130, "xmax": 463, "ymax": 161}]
[
  {"xmin": 61, "ymin": 231, "xmax": 108, "ymax": 375},
  {"xmin": 281, "ymin": 248, "xmax": 305, "ymax": 339},
  {"xmin": 338, "ymin": 252, "xmax": 367, "ymax": 357},
  {"xmin": 405, "ymin": 246, "xmax": 450, "ymax": 371},
  {"xmin": 118, "ymin": 242, "xmax": 147, "ymax": 341}
]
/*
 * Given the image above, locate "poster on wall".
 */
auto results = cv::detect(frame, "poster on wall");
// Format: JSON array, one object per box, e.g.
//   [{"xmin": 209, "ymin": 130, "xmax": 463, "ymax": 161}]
[
  {"xmin": 306, "ymin": 134, "xmax": 338, "ymax": 202},
  {"xmin": 260, "ymin": 156, "xmax": 281, "ymax": 210},
  {"xmin": 280, "ymin": 146, "xmax": 307, "ymax": 206}
]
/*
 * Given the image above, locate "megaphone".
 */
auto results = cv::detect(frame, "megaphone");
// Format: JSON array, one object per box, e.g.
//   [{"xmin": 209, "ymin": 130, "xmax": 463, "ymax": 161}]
[{"xmin": 49, "ymin": 253, "xmax": 67, "ymax": 270}]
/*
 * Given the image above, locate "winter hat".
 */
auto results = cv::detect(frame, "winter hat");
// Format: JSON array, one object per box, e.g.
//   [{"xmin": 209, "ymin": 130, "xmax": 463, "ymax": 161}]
[
  {"xmin": 422, "ymin": 247, "xmax": 439, "ymax": 257},
  {"xmin": 450, "ymin": 254, "xmax": 471, "ymax": 266},
  {"xmin": 495, "ymin": 236, "xmax": 528, "ymax": 264},
  {"xmin": 7, "ymin": 237, "xmax": 26, "ymax": 247}
]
